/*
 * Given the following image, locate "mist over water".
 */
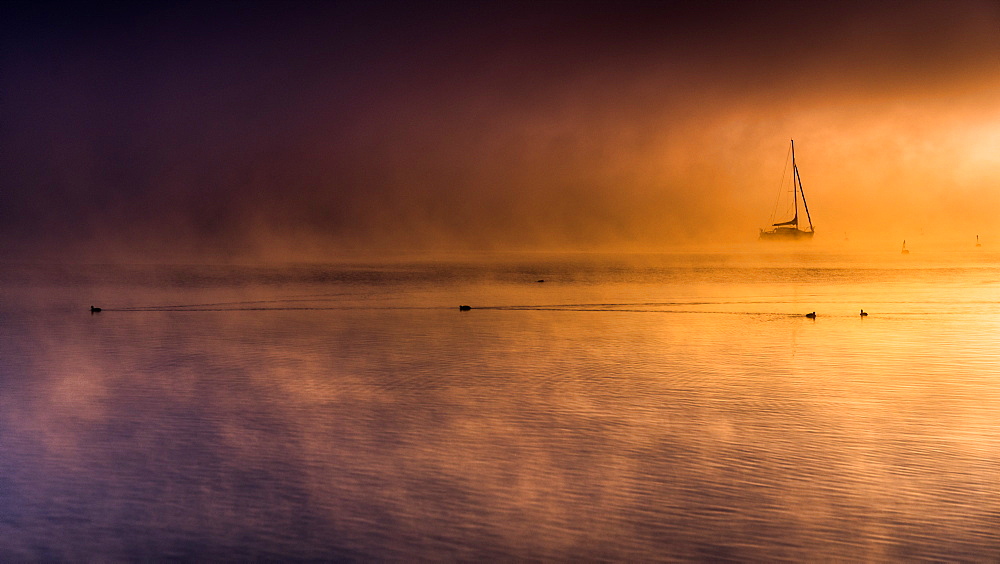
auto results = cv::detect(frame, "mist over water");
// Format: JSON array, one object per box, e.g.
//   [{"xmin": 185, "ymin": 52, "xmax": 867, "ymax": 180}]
[
  {"xmin": 2, "ymin": 251, "xmax": 999, "ymax": 560},
  {"xmin": 3, "ymin": 1, "xmax": 1000, "ymax": 558}
]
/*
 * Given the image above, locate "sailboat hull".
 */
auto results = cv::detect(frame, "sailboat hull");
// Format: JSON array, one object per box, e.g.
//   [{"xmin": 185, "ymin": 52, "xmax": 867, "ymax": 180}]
[{"xmin": 759, "ymin": 228, "xmax": 814, "ymax": 241}]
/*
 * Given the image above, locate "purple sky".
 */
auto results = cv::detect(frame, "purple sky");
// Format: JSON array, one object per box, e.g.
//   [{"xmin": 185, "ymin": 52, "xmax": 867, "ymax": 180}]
[{"xmin": 3, "ymin": 1, "xmax": 999, "ymax": 260}]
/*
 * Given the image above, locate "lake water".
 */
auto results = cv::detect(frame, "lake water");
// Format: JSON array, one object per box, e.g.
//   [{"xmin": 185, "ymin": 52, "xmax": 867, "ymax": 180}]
[{"xmin": 1, "ymin": 251, "xmax": 999, "ymax": 560}]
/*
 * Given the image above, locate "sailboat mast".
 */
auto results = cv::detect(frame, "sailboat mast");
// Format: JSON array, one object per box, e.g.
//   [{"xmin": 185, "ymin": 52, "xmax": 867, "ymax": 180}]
[
  {"xmin": 791, "ymin": 140, "xmax": 798, "ymax": 229},
  {"xmin": 792, "ymin": 141, "xmax": 815, "ymax": 235}
]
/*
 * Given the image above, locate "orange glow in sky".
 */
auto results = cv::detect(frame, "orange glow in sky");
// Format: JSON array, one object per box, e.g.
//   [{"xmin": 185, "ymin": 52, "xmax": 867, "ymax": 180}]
[{"xmin": 1, "ymin": 1, "xmax": 998, "ymax": 260}]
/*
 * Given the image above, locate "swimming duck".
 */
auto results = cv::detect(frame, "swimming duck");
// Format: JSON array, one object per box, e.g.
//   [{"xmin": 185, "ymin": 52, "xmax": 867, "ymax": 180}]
[
  {"xmin": 90, "ymin": 306, "xmax": 102, "ymax": 313},
  {"xmin": 805, "ymin": 312, "xmax": 816, "ymax": 318},
  {"xmin": 860, "ymin": 309, "xmax": 868, "ymax": 316},
  {"xmin": 459, "ymin": 305, "xmax": 472, "ymax": 311}
]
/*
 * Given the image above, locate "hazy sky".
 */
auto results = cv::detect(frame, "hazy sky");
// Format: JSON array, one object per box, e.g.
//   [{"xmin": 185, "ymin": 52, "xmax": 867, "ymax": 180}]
[{"xmin": 2, "ymin": 0, "xmax": 998, "ymax": 260}]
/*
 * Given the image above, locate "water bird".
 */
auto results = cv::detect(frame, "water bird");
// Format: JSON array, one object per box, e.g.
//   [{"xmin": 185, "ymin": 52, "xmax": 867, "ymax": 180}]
[
  {"xmin": 90, "ymin": 306, "xmax": 102, "ymax": 313},
  {"xmin": 805, "ymin": 312, "xmax": 816, "ymax": 318},
  {"xmin": 537, "ymin": 279, "xmax": 545, "ymax": 283},
  {"xmin": 458, "ymin": 305, "xmax": 472, "ymax": 311},
  {"xmin": 860, "ymin": 309, "xmax": 868, "ymax": 316}
]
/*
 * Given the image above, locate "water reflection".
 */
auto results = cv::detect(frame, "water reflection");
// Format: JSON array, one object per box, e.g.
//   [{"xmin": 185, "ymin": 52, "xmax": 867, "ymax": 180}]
[{"xmin": 1, "ymin": 258, "xmax": 999, "ymax": 559}]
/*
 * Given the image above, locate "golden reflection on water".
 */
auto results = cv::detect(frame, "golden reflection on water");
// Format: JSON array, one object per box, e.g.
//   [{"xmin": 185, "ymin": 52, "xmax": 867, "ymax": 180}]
[{"xmin": 2, "ymin": 256, "xmax": 1000, "ymax": 560}]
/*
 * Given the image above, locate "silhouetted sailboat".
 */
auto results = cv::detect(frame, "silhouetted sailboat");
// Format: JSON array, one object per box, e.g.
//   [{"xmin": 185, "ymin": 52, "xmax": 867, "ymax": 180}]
[{"xmin": 760, "ymin": 140, "xmax": 814, "ymax": 241}]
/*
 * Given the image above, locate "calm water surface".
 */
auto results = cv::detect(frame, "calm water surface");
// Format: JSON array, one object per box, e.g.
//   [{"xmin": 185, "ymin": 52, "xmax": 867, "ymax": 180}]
[{"xmin": 1, "ymin": 251, "xmax": 999, "ymax": 560}]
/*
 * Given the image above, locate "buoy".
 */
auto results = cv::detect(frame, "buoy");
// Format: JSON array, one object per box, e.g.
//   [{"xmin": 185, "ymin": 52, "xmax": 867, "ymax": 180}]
[
  {"xmin": 459, "ymin": 305, "xmax": 471, "ymax": 311},
  {"xmin": 90, "ymin": 306, "xmax": 102, "ymax": 313},
  {"xmin": 860, "ymin": 309, "xmax": 868, "ymax": 316},
  {"xmin": 805, "ymin": 312, "xmax": 816, "ymax": 318}
]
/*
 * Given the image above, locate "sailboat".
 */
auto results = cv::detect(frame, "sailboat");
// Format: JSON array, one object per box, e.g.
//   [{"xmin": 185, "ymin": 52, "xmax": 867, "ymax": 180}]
[{"xmin": 760, "ymin": 140, "xmax": 814, "ymax": 241}]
